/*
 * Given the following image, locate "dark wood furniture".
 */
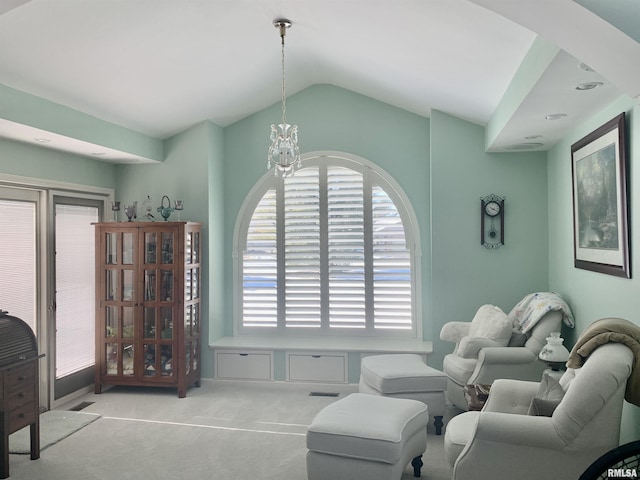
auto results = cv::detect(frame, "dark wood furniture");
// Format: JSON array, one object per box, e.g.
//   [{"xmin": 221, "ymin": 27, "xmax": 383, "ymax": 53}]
[
  {"xmin": 0, "ymin": 311, "xmax": 42, "ymax": 479},
  {"xmin": 94, "ymin": 222, "xmax": 202, "ymax": 398}
]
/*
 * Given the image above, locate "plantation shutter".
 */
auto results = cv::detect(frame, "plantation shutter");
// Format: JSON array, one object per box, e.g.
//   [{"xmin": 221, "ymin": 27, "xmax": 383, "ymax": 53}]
[
  {"xmin": 243, "ymin": 189, "xmax": 278, "ymax": 327},
  {"xmin": 240, "ymin": 157, "xmax": 415, "ymax": 335},
  {"xmin": 327, "ymin": 166, "xmax": 366, "ymax": 329},
  {"xmin": 372, "ymin": 185, "xmax": 412, "ymax": 329},
  {"xmin": 284, "ymin": 167, "xmax": 321, "ymax": 328}
]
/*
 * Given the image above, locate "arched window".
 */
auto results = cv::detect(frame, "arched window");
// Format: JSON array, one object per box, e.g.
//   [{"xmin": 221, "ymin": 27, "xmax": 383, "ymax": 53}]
[{"xmin": 234, "ymin": 152, "xmax": 421, "ymax": 337}]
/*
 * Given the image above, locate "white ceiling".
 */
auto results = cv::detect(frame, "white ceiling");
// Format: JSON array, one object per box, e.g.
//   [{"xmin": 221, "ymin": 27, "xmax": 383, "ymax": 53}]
[{"xmin": 0, "ymin": 0, "xmax": 638, "ymax": 162}]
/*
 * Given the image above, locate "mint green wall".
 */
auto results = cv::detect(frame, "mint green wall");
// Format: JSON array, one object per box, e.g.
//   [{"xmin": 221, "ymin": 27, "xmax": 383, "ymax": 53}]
[
  {"xmin": 0, "ymin": 137, "xmax": 117, "ymax": 187},
  {"xmin": 547, "ymin": 94, "xmax": 640, "ymax": 443},
  {"xmin": 222, "ymin": 84, "xmax": 430, "ymax": 337},
  {"xmin": 206, "ymin": 122, "xmax": 227, "ymax": 344},
  {"xmin": 115, "ymin": 120, "xmax": 223, "ymax": 378},
  {"xmin": 0, "ymin": 84, "xmax": 163, "ymax": 162},
  {"xmin": 429, "ymin": 110, "xmax": 550, "ymax": 369}
]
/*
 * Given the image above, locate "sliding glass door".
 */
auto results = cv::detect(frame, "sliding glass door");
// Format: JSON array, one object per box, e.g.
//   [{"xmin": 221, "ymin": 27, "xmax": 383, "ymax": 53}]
[
  {"xmin": 0, "ymin": 187, "xmax": 38, "ymax": 331},
  {"xmin": 0, "ymin": 181, "xmax": 109, "ymax": 408},
  {"xmin": 53, "ymin": 196, "xmax": 102, "ymax": 400}
]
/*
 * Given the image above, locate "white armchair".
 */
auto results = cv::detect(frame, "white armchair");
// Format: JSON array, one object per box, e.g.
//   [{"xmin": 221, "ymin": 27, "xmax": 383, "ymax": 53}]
[
  {"xmin": 446, "ymin": 342, "xmax": 634, "ymax": 480},
  {"xmin": 441, "ymin": 293, "xmax": 573, "ymax": 410}
]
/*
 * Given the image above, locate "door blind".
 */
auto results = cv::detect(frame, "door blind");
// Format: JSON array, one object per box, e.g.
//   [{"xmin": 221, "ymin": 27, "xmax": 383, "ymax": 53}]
[
  {"xmin": 0, "ymin": 199, "xmax": 36, "ymax": 331},
  {"xmin": 55, "ymin": 203, "xmax": 98, "ymax": 377}
]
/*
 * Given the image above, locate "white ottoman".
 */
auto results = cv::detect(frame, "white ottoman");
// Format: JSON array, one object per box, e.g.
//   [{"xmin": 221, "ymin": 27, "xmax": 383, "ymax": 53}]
[
  {"xmin": 307, "ymin": 393, "xmax": 428, "ymax": 480},
  {"xmin": 359, "ymin": 354, "xmax": 447, "ymax": 435}
]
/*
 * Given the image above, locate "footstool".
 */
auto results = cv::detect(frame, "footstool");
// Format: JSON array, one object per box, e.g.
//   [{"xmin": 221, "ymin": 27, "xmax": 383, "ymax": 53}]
[
  {"xmin": 359, "ymin": 354, "xmax": 447, "ymax": 435},
  {"xmin": 306, "ymin": 393, "xmax": 428, "ymax": 480}
]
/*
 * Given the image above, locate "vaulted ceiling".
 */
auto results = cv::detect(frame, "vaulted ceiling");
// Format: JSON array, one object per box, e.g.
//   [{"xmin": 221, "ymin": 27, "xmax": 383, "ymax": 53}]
[{"xmin": 0, "ymin": 0, "xmax": 638, "ymax": 162}]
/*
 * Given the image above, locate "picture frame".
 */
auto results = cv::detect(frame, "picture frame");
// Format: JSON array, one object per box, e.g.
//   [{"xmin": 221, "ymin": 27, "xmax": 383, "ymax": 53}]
[{"xmin": 571, "ymin": 113, "xmax": 630, "ymax": 278}]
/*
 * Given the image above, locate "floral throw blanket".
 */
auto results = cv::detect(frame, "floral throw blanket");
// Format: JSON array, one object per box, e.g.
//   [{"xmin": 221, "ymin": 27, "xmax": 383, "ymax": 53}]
[{"xmin": 508, "ymin": 292, "xmax": 575, "ymax": 334}]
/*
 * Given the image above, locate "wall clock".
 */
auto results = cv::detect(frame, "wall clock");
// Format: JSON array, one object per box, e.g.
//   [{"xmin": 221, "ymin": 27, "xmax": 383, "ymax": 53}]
[{"xmin": 481, "ymin": 194, "xmax": 505, "ymax": 249}]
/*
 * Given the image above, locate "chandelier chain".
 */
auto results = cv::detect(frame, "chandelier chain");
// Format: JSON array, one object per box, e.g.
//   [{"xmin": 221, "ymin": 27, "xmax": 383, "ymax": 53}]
[{"xmin": 280, "ymin": 36, "xmax": 287, "ymax": 125}]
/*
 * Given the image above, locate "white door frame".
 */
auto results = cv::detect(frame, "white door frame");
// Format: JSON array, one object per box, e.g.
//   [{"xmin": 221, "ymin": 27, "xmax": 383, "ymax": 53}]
[{"xmin": 0, "ymin": 173, "xmax": 113, "ymax": 409}]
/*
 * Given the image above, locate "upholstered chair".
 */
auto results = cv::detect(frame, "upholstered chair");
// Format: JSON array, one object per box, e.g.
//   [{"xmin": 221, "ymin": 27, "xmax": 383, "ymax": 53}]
[
  {"xmin": 444, "ymin": 342, "xmax": 634, "ymax": 480},
  {"xmin": 441, "ymin": 293, "xmax": 572, "ymax": 410}
]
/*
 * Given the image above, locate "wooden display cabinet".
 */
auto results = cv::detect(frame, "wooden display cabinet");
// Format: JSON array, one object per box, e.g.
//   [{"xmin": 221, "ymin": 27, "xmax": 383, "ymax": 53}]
[{"xmin": 94, "ymin": 222, "xmax": 201, "ymax": 398}]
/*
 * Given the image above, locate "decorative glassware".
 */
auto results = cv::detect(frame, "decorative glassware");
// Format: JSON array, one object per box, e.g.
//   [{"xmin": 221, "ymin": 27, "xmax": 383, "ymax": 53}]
[
  {"xmin": 111, "ymin": 201, "xmax": 120, "ymax": 222},
  {"xmin": 142, "ymin": 195, "xmax": 155, "ymax": 221},
  {"xmin": 123, "ymin": 202, "xmax": 137, "ymax": 222},
  {"xmin": 174, "ymin": 200, "xmax": 183, "ymax": 221},
  {"xmin": 157, "ymin": 195, "xmax": 174, "ymax": 221}
]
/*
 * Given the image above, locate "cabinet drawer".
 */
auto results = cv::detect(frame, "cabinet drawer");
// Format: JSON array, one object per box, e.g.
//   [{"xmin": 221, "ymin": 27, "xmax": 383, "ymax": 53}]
[
  {"xmin": 7, "ymin": 364, "xmax": 36, "ymax": 392},
  {"xmin": 215, "ymin": 351, "xmax": 273, "ymax": 380},
  {"xmin": 8, "ymin": 401, "xmax": 37, "ymax": 432},
  {"xmin": 7, "ymin": 384, "xmax": 36, "ymax": 410},
  {"xmin": 287, "ymin": 352, "xmax": 347, "ymax": 383}
]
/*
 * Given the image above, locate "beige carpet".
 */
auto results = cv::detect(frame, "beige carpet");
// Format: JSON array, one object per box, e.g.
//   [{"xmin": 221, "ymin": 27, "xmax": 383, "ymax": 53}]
[
  {"xmin": 8, "ymin": 381, "xmax": 454, "ymax": 480},
  {"xmin": 9, "ymin": 410, "xmax": 101, "ymax": 454}
]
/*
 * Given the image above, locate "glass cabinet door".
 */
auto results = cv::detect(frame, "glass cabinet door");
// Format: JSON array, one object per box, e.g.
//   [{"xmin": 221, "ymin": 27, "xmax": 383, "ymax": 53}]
[
  {"xmin": 101, "ymin": 305, "xmax": 135, "ymax": 377},
  {"xmin": 185, "ymin": 230, "xmax": 200, "ymax": 265},
  {"xmin": 184, "ymin": 225, "xmax": 201, "ymax": 378},
  {"xmin": 145, "ymin": 232, "xmax": 157, "ymax": 264},
  {"xmin": 161, "ymin": 232, "xmax": 173, "ymax": 264},
  {"xmin": 101, "ymin": 229, "xmax": 137, "ymax": 379},
  {"xmin": 141, "ymin": 227, "xmax": 176, "ymax": 381},
  {"xmin": 122, "ymin": 232, "xmax": 134, "ymax": 264},
  {"xmin": 106, "ymin": 232, "xmax": 117, "ymax": 264}
]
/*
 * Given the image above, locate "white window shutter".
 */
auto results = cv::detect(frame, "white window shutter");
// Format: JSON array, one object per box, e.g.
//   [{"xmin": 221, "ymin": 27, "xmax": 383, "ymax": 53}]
[
  {"xmin": 284, "ymin": 168, "xmax": 321, "ymax": 328},
  {"xmin": 372, "ymin": 185, "xmax": 412, "ymax": 329},
  {"xmin": 243, "ymin": 189, "xmax": 278, "ymax": 327},
  {"xmin": 241, "ymin": 159, "xmax": 414, "ymax": 335},
  {"xmin": 327, "ymin": 166, "xmax": 366, "ymax": 329}
]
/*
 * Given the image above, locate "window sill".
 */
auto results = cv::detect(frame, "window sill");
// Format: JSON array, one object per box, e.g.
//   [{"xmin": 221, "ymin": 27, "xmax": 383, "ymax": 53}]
[{"xmin": 209, "ymin": 335, "xmax": 433, "ymax": 355}]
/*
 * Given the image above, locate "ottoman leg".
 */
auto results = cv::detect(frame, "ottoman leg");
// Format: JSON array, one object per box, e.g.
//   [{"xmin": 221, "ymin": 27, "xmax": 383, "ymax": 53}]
[
  {"xmin": 434, "ymin": 415, "xmax": 443, "ymax": 435},
  {"xmin": 411, "ymin": 455, "xmax": 423, "ymax": 477}
]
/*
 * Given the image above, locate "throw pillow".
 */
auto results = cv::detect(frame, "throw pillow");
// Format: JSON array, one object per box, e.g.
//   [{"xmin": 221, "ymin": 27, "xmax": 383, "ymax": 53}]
[{"xmin": 468, "ymin": 304, "xmax": 512, "ymax": 345}]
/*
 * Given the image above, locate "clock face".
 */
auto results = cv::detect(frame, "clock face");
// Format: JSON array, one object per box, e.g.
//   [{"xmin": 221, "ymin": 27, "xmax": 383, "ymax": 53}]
[{"xmin": 484, "ymin": 200, "xmax": 501, "ymax": 217}]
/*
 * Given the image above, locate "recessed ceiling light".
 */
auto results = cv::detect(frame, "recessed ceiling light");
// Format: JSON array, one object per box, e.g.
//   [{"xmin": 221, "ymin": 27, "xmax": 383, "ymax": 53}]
[
  {"xmin": 524, "ymin": 135, "xmax": 543, "ymax": 140},
  {"xmin": 34, "ymin": 138, "xmax": 51, "ymax": 143},
  {"xmin": 505, "ymin": 142, "xmax": 544, "ymax": 150},
  {"xmin": 576, "ymin": 82, "xmax": 603, "ymax": 91},
  {"xmin": 545, "ymin": 114, "xmax": 567, "ymax": 120}
]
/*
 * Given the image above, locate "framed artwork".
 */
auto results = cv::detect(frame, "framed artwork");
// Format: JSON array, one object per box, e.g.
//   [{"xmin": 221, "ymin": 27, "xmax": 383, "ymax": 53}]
[{"xmin": 571, "ymin": 113, "xmax": 630, "ymax": 278}]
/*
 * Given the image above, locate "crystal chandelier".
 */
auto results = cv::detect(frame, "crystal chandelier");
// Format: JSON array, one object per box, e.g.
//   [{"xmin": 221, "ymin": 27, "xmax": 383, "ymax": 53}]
[{"xmin": 267, "ymin": 19, "xmax": 300, "ymax": 177}]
